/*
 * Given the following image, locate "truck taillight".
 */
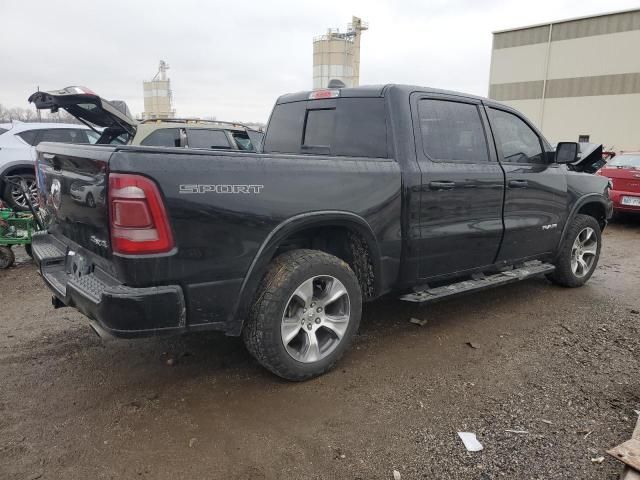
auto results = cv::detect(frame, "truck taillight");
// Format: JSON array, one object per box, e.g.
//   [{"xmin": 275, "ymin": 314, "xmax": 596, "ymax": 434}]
[{"xmin": 108, "ymin": 173, "xmax": 174, "ymax": 255}]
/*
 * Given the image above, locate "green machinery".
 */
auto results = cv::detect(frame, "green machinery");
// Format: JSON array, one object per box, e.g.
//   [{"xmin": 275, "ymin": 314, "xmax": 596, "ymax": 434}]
[{"xmin": 0, "ymin": 176, "xmax": 44, "ymax": 269}]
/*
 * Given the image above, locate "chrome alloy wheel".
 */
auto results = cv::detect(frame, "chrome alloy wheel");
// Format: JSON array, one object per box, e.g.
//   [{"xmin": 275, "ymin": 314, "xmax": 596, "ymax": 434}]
[
  {"xmin": 281, "ymin": 275, "xmax": 351, "ymax": 363},
  {"xmin": 11, "ymin": 178, "xmax": 38, "ymax": 208},
  {"xmin": 571, "ymin": 226, "xmax": 598, "ymax": 278}
]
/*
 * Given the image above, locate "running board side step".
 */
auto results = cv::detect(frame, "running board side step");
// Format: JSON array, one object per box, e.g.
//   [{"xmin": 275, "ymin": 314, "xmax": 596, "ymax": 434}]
[{"xmin": 399, "ymin": 261, "xmax": 555, "ymax": 304}]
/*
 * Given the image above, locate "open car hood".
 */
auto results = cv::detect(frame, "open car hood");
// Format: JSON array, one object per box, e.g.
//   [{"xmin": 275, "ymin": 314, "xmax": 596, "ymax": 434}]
[
  {"xmin": 28, "ymin": 86, "xmax": 137, "ymax": 135},
  {"xmin": 568, "ymin": 142, "xmax": 606, "ymax": 174}
]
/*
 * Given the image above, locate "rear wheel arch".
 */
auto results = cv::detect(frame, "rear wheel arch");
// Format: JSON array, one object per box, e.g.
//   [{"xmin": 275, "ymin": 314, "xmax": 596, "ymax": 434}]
[{"xmin": 227, "ymin": 212, "xmax": 381, "ymax": 335}]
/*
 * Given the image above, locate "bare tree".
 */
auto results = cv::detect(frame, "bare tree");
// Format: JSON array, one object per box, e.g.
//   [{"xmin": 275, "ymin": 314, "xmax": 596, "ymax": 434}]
[{"xmin": 0, "ymin": 101, "xmax": 81, "ymax": 124}]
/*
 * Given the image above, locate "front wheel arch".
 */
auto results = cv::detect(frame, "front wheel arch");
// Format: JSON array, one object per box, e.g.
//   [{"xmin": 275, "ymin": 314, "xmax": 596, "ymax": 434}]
[{"xmin": 555, "ymin": 196, "xmax": 609, "ymax": 261}]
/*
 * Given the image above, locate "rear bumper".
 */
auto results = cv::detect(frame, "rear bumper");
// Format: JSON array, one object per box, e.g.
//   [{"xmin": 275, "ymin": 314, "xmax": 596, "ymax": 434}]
[
  {"xmin": 610, "ymin": 189, "xmax": 640, "ymax": 212},
  {"xmin": 32, "ymin": 232, "xmax": 186, "ymax": 338}
]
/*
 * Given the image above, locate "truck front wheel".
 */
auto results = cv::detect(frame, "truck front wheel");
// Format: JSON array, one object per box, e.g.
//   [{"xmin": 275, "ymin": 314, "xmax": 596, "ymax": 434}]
[
  {"xmin": 548, "ymin": 214, "xmax": 601, "ymax": 287},
  {"xmin": 243, "ymin": 249, "xmax": 362, "ymax": 381}
]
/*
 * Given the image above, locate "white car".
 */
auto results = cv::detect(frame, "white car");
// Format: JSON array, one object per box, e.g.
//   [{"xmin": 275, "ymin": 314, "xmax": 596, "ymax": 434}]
[{"xmin": 0, "ymin": 122, "xmax": 98, "ymax": 209}]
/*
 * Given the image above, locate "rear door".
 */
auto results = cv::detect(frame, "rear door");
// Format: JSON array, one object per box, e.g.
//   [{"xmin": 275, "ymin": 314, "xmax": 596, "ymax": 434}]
[
  {"xmin": 411, "ymin": 93, "xmax": 505, "ymax": 279},
  {"xmin": 485, "ymin": 105, "xmax": 568, "ymax": 261}
]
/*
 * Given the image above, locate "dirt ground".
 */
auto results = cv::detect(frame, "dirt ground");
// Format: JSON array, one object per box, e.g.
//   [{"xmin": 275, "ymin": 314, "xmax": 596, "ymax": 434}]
[{"xmin": 1, "ymin": 218, "xmax": 639, "ymax": 480}]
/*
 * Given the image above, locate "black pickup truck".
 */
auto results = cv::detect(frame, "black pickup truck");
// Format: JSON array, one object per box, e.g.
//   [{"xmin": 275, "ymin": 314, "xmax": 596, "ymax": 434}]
[{"xmin": 31, "ymin": 84, "xmax": 612, "ymax": 380}]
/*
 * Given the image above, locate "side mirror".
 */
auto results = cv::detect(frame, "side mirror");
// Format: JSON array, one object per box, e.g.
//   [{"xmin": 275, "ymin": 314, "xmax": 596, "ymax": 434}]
[{"xmin": 555, "ymin": 142, "xmax": 579, "ymax": 164}]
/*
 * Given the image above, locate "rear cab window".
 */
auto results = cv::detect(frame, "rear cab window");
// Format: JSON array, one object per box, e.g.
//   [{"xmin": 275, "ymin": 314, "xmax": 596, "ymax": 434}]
[
  {"xmin": 303, "ymin": 109, "xmax": 334, "ymax": 149},
  {"xmin": 264, "ymin": 97, "xmax": 388, "ymax": 158}
]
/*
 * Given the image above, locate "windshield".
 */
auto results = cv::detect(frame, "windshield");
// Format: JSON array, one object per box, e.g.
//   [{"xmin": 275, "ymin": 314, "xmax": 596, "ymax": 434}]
[{"xmin": 608, "ymin": 155, "xmax": 640, "ymax": 168}]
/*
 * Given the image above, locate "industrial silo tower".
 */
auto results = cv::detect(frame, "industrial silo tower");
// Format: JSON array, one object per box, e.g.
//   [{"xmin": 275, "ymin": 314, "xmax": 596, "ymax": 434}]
[
  {"xmin": 142, "ymin": 60, "xmax": 175, "ymax": 120},
  {"xmin": 313, "ymin": 16, "xmax": 368, "ymax": 89}
]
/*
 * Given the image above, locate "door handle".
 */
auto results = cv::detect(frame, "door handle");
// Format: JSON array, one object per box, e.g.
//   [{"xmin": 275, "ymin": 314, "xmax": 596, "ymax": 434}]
[
  {"xmin": 429, "ymin": 181, "xmax": 456, "ymax": 190},
  {"xmin": 508, "ymin": 179, "xmax": 528, "ymax": 188}
]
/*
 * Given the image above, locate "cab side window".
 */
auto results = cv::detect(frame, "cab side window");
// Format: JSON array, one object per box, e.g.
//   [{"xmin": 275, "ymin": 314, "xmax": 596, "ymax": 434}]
[
  {"xmin": 418, "ymin": 99, "xmax": 489, "ymax": 162},
  {"xmin": 489, "ymin": 108, "xmax": 544, "ymax": 164}
]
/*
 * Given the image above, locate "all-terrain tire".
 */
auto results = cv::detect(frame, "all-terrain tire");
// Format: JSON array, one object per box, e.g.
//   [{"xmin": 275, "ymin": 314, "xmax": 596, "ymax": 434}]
[
  {"xmin": 547, "ymin": 214, "xmax": 601, "ymax": 287},
  {"xmin": 242, "ymin": 249, "xmax": 362, "ymax": 381}
]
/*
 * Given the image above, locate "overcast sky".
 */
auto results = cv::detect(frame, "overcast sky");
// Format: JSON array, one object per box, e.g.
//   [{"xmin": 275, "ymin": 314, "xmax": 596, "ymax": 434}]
[{"xmin": 1, "ymin": 0, "xmax": 638, "ymax": 122}]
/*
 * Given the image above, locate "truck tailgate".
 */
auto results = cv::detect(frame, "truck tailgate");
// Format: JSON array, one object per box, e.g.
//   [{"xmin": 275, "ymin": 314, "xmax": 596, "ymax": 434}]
[
  {"xmin": 36, "ymin": 142, "xmax": 113, "ymax": 258},
  {"xmin": 32, "ymin": 142, "xmax": 187, "ymax": 337}
]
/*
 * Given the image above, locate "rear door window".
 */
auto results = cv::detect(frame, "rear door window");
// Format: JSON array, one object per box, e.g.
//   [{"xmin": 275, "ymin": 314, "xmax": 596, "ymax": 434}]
[
  {"xmin": 140, "ymin": 128, "xmax": 182, "ymax": 147},
  {"xmin": 418, "ymin": 99, "xmax": 489, "ymax": 162},
  {"xmin": 187, "ymin": 129, "xmax": 231, "ymax": 149}
]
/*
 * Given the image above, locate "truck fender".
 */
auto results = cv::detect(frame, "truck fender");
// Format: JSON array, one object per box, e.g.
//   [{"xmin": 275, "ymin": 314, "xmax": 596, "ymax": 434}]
[
  {"xmin": 225, "ymin": 211, "xmax": 382, "ymax": 336},
  {"xmin": 555, "ymin": 194, "xmax": 610, "ymax": 259}
]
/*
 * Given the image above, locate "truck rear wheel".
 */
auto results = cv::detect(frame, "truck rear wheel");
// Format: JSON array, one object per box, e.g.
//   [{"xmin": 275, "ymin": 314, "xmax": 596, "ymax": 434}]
[
  {"xmin": 547, "ymin": 214, "xmax": 601, "ymax": 287},
  {"xmin": 243, "ymin": 249, "xmax": 362, "ymax": 381}
]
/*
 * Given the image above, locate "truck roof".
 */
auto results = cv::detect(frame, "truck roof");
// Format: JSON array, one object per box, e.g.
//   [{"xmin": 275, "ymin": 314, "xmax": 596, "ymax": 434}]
[{"xmin": 276, "ymin": 84, "xmax": 491, "ymax": 105}]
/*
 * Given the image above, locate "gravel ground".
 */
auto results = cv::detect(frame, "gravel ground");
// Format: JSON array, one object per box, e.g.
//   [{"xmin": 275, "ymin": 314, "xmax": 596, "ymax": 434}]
[{"xmin": 0, "ymin": 218, "xmax": 639, "ymax": 480}]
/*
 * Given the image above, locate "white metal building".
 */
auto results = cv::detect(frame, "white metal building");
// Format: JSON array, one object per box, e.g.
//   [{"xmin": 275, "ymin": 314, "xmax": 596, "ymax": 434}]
[
  {"xmin": 313, "ymin": 17, "xmax": 368, "ymax": 89},
  {"xmin": 489, "ymin": 8, "xmax": 640, "ymax": 151}
]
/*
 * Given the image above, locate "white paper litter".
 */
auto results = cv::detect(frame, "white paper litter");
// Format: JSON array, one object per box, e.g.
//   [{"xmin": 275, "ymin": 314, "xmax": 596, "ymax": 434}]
[{"xmin": 457, "ymin": 432, "xmax": 483, "ymax": 452}]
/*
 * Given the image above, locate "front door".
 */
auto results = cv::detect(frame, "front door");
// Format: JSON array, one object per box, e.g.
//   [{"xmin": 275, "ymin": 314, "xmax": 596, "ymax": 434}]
[
  {"xmin": 484, "ymin": 105, "xmax": 568, "ymax": 262},
  {"xmin": 412, "ymin": 94, "xmax": 505, "ymax": 279}
]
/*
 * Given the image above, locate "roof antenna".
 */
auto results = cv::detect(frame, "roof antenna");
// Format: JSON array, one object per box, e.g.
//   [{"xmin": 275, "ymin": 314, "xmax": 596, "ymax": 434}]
[{"xmin": 328, "ymin": 79, "xmax": 346, "ymax": 88}]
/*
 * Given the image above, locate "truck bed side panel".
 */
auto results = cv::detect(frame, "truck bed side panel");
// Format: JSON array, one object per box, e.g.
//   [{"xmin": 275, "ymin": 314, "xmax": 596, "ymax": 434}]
[{"xmin": 109, "ymin": 148, "xmax": 402, "ymax": 327}]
